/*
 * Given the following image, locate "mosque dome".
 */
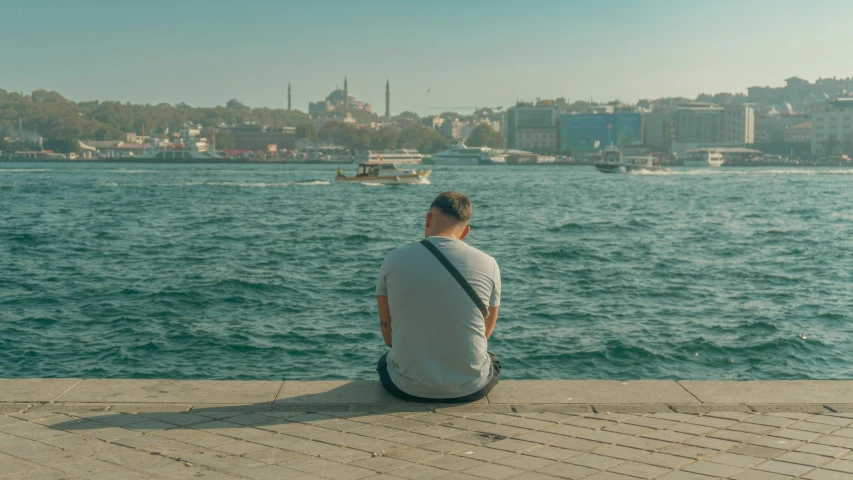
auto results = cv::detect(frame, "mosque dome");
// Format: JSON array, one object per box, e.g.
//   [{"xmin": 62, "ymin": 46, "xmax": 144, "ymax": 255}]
[
  {"xmin": 326, "ymin": 89, "xmax": 348, "ymax": 102},
  {"xmin": 775, "ymin": 102, "xmax": 794, "ymax": 115}
]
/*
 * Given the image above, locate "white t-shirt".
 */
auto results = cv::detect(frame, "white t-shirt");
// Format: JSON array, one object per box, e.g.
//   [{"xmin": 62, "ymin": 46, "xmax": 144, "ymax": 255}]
[{"xmin": 376, "ymin": 236, "xmax": 501, "ymax": 398}]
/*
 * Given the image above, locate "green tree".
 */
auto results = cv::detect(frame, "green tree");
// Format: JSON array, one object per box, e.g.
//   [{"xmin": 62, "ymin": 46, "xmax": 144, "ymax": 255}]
[
  {"xmin": 370, "ymin": 126, "xmax": 398, "ymax": 150},
  {"xmin": 295, "ymin": 123, "xmax": 318, "ymax": 140},
  {"xmin": 43, "ymin": 137, "xmax": 81, "ymax": 155},
  {"xmin": 466, "ymin": 124, "xmax": 505, "ymax": 149}
]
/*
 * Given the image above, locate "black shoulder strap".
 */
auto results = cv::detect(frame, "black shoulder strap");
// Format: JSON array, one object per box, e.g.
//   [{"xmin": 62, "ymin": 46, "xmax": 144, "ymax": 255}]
[{"xmin": 420, "ymin": 239, "xmax": 489, "ymax": 319}]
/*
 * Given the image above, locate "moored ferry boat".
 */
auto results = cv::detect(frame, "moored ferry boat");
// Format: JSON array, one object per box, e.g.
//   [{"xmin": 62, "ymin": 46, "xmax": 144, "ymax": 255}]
[
  {"xmin": 594, "ymin": 147, "xmax": 668, "ymax": 173},
  {"xmin": 122, "ymin": 142, "xmax": 226, "ymax": 163},
  {"xmin": 427, "ymin": 143, "xmax": 505, "ymax": 165},
  {"xmin": 335, "ymin": 162, "xmax": 431, "ymax": 185},
  {"xmin": 684, "ymin": 149, "xmax": 725, "ymax": 167},
  {"xmin": 355, "ymin": 149, "xmax": 423, "ymax": 165}
]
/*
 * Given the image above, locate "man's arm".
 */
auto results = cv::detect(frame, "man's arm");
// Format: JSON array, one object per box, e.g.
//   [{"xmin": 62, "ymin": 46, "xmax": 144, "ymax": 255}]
[
  {"xmin": 485, "ymin": 306, "xmax": 499, "ymax": 340},
  {"xmin": 377, "ymin": 295, "xmax": 392, "ymax": 347}
]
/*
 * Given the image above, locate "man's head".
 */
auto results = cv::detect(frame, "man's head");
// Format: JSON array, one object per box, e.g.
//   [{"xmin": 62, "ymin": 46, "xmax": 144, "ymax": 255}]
[{"xmin": 425, "ymin": 191, "xmax": 472, "ymax": 240}]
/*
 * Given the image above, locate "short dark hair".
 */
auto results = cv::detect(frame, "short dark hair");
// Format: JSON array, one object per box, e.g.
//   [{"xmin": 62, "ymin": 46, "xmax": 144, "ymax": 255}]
[{"xmin": 430, "ymin": 191, "xmax": 472, "ymax": 223}]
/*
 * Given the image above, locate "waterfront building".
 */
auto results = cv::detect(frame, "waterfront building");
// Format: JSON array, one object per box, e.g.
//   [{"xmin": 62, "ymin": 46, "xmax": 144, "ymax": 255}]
[
  {"xmin": 811, "ymin": 98, "xmax": 853, "ymax": 155},
  {"xmin": 421, "ymin": 116, "xmax": 443, "ymax": 130},
  {"xmin": 559, "ymin": 112, "xmax": 642, "ymax": 153},
  {"xmin": 308, "ymin": 77, "xmax": 371, "ymax": 116},
  {"xmin": 785, "ymin": 121, "xmax": 811, "ymax": 144},
  {"xmin": 643, "ymin": 105, "xmax": 678, "ymax": 152},
  {"xmin": 225, "ymin": 124, "xmax": 296, "ymax": 150},
  {"xmin": 506, "ymin": 105, "xmax": 557, "ymax": 154}
]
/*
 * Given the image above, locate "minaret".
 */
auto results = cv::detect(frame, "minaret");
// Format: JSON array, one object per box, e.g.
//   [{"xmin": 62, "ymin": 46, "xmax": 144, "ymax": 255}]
[
  {"xmin": 385, "ymin": 79, "xmax": 390, "ymax": 120},
  {"xmin": 287, "ymin": 82, "xmax": 291, "ymax": 111},
  {"xmin": 344, "ymin": 76, "xmax": 349, "ymax": 109}
]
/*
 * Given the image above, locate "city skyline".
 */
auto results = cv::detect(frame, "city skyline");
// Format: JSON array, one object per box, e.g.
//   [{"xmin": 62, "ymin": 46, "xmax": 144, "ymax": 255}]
[{"xmin": 1, "ymin": 0, "xmax": 853, "ymax": 115}]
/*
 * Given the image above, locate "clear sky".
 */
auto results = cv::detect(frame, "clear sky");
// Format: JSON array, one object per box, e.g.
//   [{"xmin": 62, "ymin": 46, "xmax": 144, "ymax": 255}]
[{"xmin": 1, "ymin": 0, "xmax": 851, "ymax": 115}]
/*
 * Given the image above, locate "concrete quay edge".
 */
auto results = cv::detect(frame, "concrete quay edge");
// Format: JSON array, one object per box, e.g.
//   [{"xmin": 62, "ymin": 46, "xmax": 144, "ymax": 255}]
[{"xmin": 1, "ymin": 379, "xmax": 851, "ymax": 415}]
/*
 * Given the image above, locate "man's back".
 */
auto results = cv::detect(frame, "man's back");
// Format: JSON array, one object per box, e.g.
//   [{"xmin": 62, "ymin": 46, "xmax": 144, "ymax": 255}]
[{"xmin": 376, "ymin": 236, "xmax": 501, "ymax": 399}]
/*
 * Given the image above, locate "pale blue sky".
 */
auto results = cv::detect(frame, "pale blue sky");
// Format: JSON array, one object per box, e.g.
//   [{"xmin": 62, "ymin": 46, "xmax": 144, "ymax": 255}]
[{"xmin": 1, "ymin": 0, "xmax": 851, "ymax": 114}]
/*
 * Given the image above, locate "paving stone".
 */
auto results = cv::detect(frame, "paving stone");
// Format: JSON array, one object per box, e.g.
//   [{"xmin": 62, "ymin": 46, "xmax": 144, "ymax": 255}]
[
  {"xmin": 749, "ymin": 436, "xmax": 804, "ymax": 451},
  {"xmin": 747, "ymin": 416, "xmax": 797, "ymax": 428},
  {"xmin": 603, "ymin": 423, "xmax": 654, "ymax": 436},
  {"xmin": 552, "ymin": 437, "xmax": 606, "ymax": 452},
  {"xmin": 660, "ymin": 444, "xmax": 716, "ymax": 460},
  {"xmin": 462, "ymin": 462, "xmax": 526, "ymax": 479},
  {"xmin": 564, "ymin": 452, "xmax": 624, "ymax": 469},
  {"xmin": 789, "ymin": 421, "xmax": 840, "ymax": 434},
  {"xmin": 776, "ymin": 452, "xmax": 833, "ymax": 467},
  {"xmin": 317, "ymin": 464, "xmax": 375, "ymax": 479},
  {"xmin": 708, "ymin": 452, "xmax": 766, "ymax": 468},
  {"xmin": 732, "ymin": 470, "xmax": 795, "ymax": 480},
  {"xmin": 625, "ymin": 417, "xmax": 676, "ymax": 430},
  {"xmin": 537, "ymin": 461, "xmax": 598, "ymax": 479},
  {"xmin": 584, "ymin": 472, "xmax": 640, "ymax": 480},
  {"xmin": 683, "ymin": 460, "xmax": 744, "ymax": 477},
  {"xmin": 593, "ymin": 445, "xmax": 648, "ymax": 460},
  {"xmin": 617, "ymin": 436, "xmax": 672, "ymax": 452},
  {"xmin": 685, "ymin": 436, "xmax": 740, "ymax": 451},
  {"xmin": 804, "ymin": 470, "xmax": 853, "ymax": 480},
  {"xmin": 523, "ymin": 446, "xmax": 581, "ymax": 461},
  {"xmin": 729, "ymin": 444, "xmax": 788, "ymax": 459},
  {"xmin": 422, "ymin": 454, "xmax": 485, "ymax": 471},
  {"xmin": 824, "ymin": 460, "xmax": 853, "ymax": 473},
  {"xmin": 810, "ymin": 417, "xmax": 853, "ymax": 428},
  {"xmin": 816, "ymin": 436, "xmax": 853, "ymax": 449},
  {"xmin": 657, "ymin": 471, "xmax": 718, "ymax": 480},
  {"xmin": 755, "ymin": 459, "xmax": 814, "ymax": 476},
  {"xmin": 493, "ymin": 453, "xmax": 555, "ymax": 470},
  {"xmin": 452, "ymin": 447, "xmax": 515, "ymax": 463},
  {"xmin": 710, "ymin": 429, "xmax": 760, "ymax": 443},
  {"xmin": 608, "ymin": 461, "xmax": 670, "ymax": 479},
  {"xmin": 641, "ymin": 429, "xmax": 695, "ymax": 443},
  {"xmin": 637, "ymin": 452, "xmax": 693, "ymax": 469},
  {"xmin": 796, "ymin": 444, "xmax": 850, "ymax": 458}
]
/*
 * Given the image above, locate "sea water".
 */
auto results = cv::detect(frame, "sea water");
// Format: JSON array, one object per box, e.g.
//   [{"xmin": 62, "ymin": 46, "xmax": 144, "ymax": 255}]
[{"xmin": 2, "ymin": 163, "xmax": 852, "ymax": 380}]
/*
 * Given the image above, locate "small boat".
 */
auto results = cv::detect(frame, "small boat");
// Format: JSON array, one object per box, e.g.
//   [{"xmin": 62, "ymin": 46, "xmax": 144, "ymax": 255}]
[
  {"xmin": 594, "ymin": 146, "xmax": 668, "ymax": 174},
  {"xmin": 335, "ymin": 162, "xmax": 431, "ymax": 185}
]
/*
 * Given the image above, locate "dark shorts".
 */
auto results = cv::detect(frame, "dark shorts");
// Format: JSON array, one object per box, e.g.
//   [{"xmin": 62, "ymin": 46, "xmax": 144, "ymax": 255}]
[{"xmin": 377, "ymin": 352, "xmax": 501, "ymax": 403}]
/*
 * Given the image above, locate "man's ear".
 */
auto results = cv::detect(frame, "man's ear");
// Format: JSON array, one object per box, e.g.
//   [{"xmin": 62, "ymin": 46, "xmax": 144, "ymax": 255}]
[
  {"xmin": 459, "ymin": 225, "xmax": 471, "ymax": 240},
  {"xmin": 425, "ymin": 211, "xmax": 433, "ymax": 229}
]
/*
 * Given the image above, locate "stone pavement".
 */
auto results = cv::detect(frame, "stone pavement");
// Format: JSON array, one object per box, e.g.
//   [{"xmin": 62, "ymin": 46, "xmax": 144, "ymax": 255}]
[{"xmin": 1, "ymin": 379, "xmax": 853, "ymax": 480}]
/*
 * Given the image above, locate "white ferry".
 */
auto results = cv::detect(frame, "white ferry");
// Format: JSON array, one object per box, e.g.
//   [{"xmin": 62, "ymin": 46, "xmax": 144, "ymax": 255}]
[
  {"xmin": 127, "ymin": 141, "xmax": 225, "ymax": 163},
  {"xmin": 335, "ymin": 162, "xmax": 431, "ymax": 185},
  {"xmin": 594, "ymin": 147, "xmax": 668, "ymax": 174},
  {"xmin": 356, "ymin": 149, "xmax": 423, "ymax": 165},
  {"xmin": 427, "ymin": 143, "xmax": 506, "ymax": 165},
  {"xmin": 684, "ymin": 149, "xmax": 725, "ymax": 167}
]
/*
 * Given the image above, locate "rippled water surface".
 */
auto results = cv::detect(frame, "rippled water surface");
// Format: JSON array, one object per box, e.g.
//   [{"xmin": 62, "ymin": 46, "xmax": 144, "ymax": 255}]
[{"xmin": 2, "ymin": 163, "xmax": 853, "ymax": 380}]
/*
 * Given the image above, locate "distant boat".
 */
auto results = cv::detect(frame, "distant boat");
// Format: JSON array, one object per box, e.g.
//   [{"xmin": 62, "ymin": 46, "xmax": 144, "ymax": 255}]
[
  {"xmin": 684, "ymin": 149, "xmax": 725, "ymax": 167},
  {"xmin": 594, "ymin": 146, "xmax": 668, "ymax": 174},
  {"xmin": 335, "ymin": 162, "xmax": 431, "ymax": 185},
  {"xmin": 356, "ymin": 149, "xmax": 423, "ymax": 165},
  {"xmin": 124, "ymin": 142, "xmax": 227, "ymax": 163},
  {"xmin": 428, "ymin": 143, "xmax": 506, "ymax": 165}
]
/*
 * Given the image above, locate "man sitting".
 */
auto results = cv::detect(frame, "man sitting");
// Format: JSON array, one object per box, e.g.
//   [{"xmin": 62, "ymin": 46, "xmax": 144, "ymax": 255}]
[{"xmin": 376, "ymin": 191, "xmax": 501, "ymax": 402}]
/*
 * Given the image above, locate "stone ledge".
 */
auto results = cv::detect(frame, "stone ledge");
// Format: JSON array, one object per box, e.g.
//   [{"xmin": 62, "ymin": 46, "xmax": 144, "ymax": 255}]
[{"xmin": 2, "ymin": 379, "xmax": 852, "ymax": 415}]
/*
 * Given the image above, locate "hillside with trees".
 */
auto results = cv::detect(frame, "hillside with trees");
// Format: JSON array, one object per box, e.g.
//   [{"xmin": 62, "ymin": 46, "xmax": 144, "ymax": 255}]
[{"xmin": 0, "ymin": 89, "xmax": 310, "ymax": 142}]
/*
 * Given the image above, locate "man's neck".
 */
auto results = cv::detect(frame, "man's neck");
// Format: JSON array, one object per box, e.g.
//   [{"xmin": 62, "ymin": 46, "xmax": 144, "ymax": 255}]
[{"xmin": 427, "ymin": 230, "xmax": 462, "ymax": 240}]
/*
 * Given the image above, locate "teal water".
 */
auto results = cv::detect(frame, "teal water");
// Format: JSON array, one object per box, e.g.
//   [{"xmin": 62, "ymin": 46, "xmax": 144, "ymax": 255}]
[{"xmin": 2, "ymin": 163, "xmax": 853, "ymax": 380}]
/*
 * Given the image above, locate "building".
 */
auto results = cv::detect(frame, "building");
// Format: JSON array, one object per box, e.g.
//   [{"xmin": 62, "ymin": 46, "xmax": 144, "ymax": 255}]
[
  {"xmin": 439, "ymin": 118, "xmax": 463, "ymax": 140},
  {"xmin": 559, "ymin": 112, "xmax": 642, "ymax": 153},
  {"xmin": 811, "ymin": 99, "xmax": 853, "ymax": 155},
  {"xmin": 226, "ymin": 124, "xmax": 296, "ymax": 150},
  {"xmin": 307, "ymin": 113, "xmax": 356, "ymax": 131},
  {"xmin": 308, "ymin": 77, "xmax": 371, "ymax": 116},
  {"xmin": 506, "ymin": 106, "xmax": 557, "ymax": 153},
  {"xmin": 643, "ymin": 105, "xmax": 678, "ymax": 152},
  {"xmin": 721, "ymin": 105, "xmax": 755, "ymax": 144},
  {"xmin": 785, "ymin": 121, "xmax": 811, "ymax": 144},
  {"xmin": 421, "ymin": 116, "xmax": 443, "ymax": 130}
]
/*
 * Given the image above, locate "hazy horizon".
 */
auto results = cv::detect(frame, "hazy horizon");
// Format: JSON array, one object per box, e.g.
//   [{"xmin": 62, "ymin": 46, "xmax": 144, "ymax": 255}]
[{"xmin": 2, "ymin": 0, "xmax": 852, "ymax": 115}]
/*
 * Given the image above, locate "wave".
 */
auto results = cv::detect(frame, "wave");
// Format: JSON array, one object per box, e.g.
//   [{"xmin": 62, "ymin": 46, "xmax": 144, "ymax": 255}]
[
  {"xmin": 655, "ymin": 168, "xmax": 853, "ymax": 176},
  {"xmin": 0, "ymin": 168, "xmax": 48, "ymax": 172}
]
